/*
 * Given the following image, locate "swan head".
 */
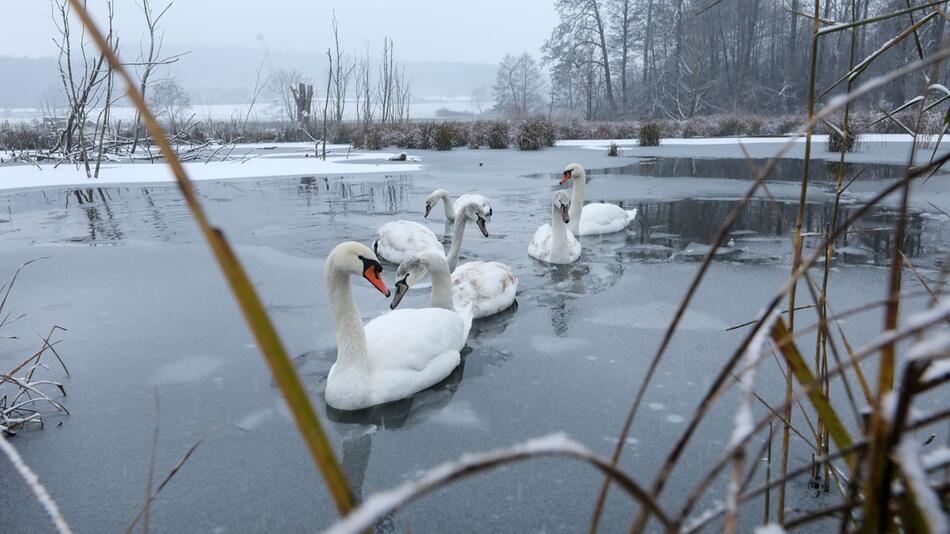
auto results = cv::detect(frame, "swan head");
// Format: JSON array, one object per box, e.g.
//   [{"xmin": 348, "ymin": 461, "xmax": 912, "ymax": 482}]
[
  {"xmin": 457, "ymin": 201, "xmax": 490, "ymax": 238},
  {"xmin": 424, "ymin": 189, "xmax": 450, "ymax": 218},
  {"xmin": 553, "ymin": 190, "xmax": 571, "ymax": 223},
  {"xmin": 327, "ymin": 241, "xmax": 390, "ymax": 297},
  {"xmin": 390, "ymin": 252, "xmax": 442, "ymax": 309},
  {"xmin": 560, "ymin": 163, "xmax": 585, "ymax": 185}
]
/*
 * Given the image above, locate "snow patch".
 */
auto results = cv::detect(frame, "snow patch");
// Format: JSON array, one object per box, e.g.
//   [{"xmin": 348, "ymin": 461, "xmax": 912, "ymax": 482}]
[{"xmin": 0, "ymin": 152, "xmax": 419, "ymax": 193}]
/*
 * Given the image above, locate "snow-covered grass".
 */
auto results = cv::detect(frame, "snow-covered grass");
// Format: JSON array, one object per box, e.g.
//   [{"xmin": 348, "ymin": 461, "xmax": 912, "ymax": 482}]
[{"xmin": 0, "ymin": 151, "xmax": 419, "ymax": 193}]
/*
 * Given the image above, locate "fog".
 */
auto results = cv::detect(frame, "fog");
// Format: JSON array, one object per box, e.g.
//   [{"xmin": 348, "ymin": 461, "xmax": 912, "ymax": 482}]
[{"xmin": 1, "ymin": 1, "xmax": 558, "ymax": 64}]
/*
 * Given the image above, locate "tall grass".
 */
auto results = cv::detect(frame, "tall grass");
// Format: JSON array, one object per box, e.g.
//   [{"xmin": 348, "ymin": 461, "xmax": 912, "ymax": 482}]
[{"xmin": 5, "ymin": 1, "xmax": 950, "ymax": 533}]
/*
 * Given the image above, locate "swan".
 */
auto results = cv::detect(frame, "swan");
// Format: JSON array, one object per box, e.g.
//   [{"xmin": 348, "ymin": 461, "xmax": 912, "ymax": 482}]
[
  {"xmin": 324, "ymin": 242, "xmax": 466, "ymax": 411},
  {"xmin": 424, "ymin": 189, "xmax": 493, "ymax": 222},
  {"xmin": 561, "ymin": 163, "xmax": 638, "ymax": 236},
  {"xmin": 374, "ymin": 202, "xmax": 489, "ymax": 266},
  {"xmin": 421, "ymin": 200, "xmax": 515, "ymax": 318},
  {"xmin": 528, "ymin": 190, "xmax": 581, "ymax": 264}
]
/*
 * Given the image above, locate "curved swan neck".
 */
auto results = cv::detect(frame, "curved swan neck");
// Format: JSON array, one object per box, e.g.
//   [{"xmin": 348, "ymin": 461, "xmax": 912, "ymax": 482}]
[
  {"xmin": 420, "ymin": 254, "xmax": 454, "ymax": 310},
  {"xmin": 568, "ymin": 168, "xmax": 586, "ymax": 235},
  {"xmin": 552, "ymin": 202, "xmax": 569, "ymax": 259},
  {"xmin": 325, "ymin": 266, "xmax": 369, "ymax": 371},
  {"xmin": 439, "ymin": 191, "xmax": 456, "ymax": 220},
  {"xmin": 446, "ymin": 213, "xmax": 469, "ymax": 272}
]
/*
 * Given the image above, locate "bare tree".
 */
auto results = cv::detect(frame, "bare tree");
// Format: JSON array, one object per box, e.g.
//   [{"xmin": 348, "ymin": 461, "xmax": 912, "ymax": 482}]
[
  {"xmin": 471, "ymin": 86, "xmax": 490, "ymax": 115},
  {"xmin": 267, "ymin": 68, "xmax": 308, "ymax": 123},
  {"xmin": 329, "ymin": 12, "xmax": 355, "ymax": 124},
  {"xmin": 493, "ymin": 52, "xmax": 546, "ymax": 118},
  {"xmin": 544, "ymin": 0, "xmax": 617, "ymax": 112},
  {"xmin": 130, "ymin": 0, "xmax": 177, "ymax": 156},
  {"xmin": 353, "ymin": 45, "xmax": 374, "ymax": 129},
  {"xmin": 148, "ymin": 78, "xmax": 190, "ymax": 132}
]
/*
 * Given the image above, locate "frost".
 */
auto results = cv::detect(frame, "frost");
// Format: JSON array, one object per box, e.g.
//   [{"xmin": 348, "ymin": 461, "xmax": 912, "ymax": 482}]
[
  {"xmin": 906, "ymin": 332, "xmax": 950, "ymax": 361},
  {"xmin": 0, "ymin": 435, "xmax": 72, "ymax": 534},
  {"xmin": 894, "ymin": 437, "xmax": 950, "ymax": 533},
  {"xmin": 322, "ymin": 433, "xmax": 590, "ymax": 534},
  {"xmin": 681, "ymin": 501, "xmax": 725, "ymax": 533},
  {"xmin": 729, "ymin": 310, "xmax": 779, "ymax": 449}
]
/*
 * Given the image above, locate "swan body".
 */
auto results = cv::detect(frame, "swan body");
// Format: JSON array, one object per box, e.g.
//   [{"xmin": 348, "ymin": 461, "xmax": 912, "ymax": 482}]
[
  {"xmin": 452, "ymin": 261, "xmax": 518, "ymax": 319},
  {"xmin": 374, "ymin": 220, "xmax": 442, "ymax": 265},
  {"xmin": 561, "ymin": 163, "xmax": 638, "ymax": 236},
  {"xmin": 529, "ymin": 190, "xmax": 581, "ymax": 264},
  {"xmin": 425, "ymin": 189, "xmax": 493, "ymax": 222},
  {"xmin": 324, "ymin": 242, "xmax": 465, "ymax": 411}
]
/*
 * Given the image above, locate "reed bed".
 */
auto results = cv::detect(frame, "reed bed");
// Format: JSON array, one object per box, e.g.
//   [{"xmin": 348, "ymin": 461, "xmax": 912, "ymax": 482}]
[{"xmin": 3, "ymin": 1, "xmax": 950, "ymax": 533}]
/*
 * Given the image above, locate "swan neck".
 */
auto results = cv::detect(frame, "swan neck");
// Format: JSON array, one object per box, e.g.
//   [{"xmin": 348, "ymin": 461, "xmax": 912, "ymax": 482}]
[
  {"xmin": 552, "ymin": 203, "xmax": 569, "ymax": 258},
  {"xmin": 440, "ymin": 191, "xmax": 455, "ymax": 220},
  {"xmin": 325, "ymin": 267, "xmax": 369, "ymax": 371},
  {"xmin": 446, "ymin": 214, "xmax": 468, "ymax": 272},
  {"xmin": 423, "ymin": 255, "xmax": 455, "ymax": 310},
  {"xmin": 569, "ymin": 169, "xmax": 585, "ymax": 235}
]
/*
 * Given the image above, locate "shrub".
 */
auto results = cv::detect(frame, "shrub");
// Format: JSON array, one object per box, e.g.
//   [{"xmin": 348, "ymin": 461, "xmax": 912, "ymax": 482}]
[
  {"xmin": 515, "ymin": 118, "xmax": 555, "ymax": 151},
  {"xmin": 364, "ymin": 127, "xmax": 382, "ymax": 150},
  {"xmin": 433, "ymin": 122, "xmax": 454, "ymax": 151},
  {"xmin": 606, "ymin": 142, "xmax": 620, "ymax": 157},
  {"xmin": 826, "ymin": 125, "xmax": 857, "ymax": 153},
  {"xmin": 487, "ymin": 121, "xmax": 509, "ymax": 149},
  {"xmin": 638, "ymin": 122, "xmax": 662, "ymax": 147}
]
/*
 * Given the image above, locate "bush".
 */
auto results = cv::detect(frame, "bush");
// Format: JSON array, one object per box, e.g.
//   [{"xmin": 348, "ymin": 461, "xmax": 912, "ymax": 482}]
[
  {"xmin": 515, "ymin": 118, "xmax": 556, "ymax": 151},
  {"xmin": 606, "ymin": 142, "xmax": 620, "ymax": 157},
  {"xmin": 638, "ymin": 122, "xmax": 662, "ymax": 147},
  {"xmin": 487, "ymin": 121, "xmax": 510, "ymax": 149},
  {"xmin": 826, "ymin": 125, "xmax": 857, "ymax": 153},
  {"xmin": 433, "ymin": 122, "xmax": 454, "ymax": 151}
]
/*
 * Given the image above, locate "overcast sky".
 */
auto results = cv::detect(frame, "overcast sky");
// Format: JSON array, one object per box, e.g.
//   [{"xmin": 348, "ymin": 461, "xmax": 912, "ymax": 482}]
[{"xmin": 2, "ymin": 1, "xmax": 558, "ymax": 64}]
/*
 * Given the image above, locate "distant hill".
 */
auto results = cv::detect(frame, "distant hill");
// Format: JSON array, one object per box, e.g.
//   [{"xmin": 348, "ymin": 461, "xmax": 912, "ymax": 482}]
[{"xmin": 0, "ymin": 48, "xmax": 496, "ymax": 108}]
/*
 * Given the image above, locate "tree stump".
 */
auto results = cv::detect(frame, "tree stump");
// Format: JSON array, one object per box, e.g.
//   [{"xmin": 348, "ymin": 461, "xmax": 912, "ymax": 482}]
[{"xmin": 291, "ymin": 82, "xmax": 314, "ymax": 125}]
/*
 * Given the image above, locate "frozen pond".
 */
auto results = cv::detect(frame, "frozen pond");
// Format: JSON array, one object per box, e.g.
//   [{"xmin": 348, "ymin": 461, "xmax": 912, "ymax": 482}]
[{"xmin": 0, "ymin": 146, "xmax": 948, "ymax": 532}]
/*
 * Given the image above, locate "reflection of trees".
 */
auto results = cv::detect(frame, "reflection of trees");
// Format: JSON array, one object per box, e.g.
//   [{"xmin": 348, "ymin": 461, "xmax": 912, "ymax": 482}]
[
  {"xmin": 590, "ymin": 157, "xmax": 906, "ymax": 183},
  {"xmin": 634, "ymin": 198, "xmax": 930, "ymax": 264},
  {"xmin": 68, "ymin": 187, "xmax": 125, "ymax": 242},
  {"xmin": 300, "ymin": 174, "xmax": 412, "ymax": 216}
]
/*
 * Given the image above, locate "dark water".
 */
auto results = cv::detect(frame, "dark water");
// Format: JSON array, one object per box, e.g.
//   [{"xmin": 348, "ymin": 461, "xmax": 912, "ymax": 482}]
[
  {"xmin": 0, "ymin": 151, "xmax": 946, "ymax": 533},
  {"xmin": 589, "ymin": 156, "xmax": 909, "ymax": 182}
]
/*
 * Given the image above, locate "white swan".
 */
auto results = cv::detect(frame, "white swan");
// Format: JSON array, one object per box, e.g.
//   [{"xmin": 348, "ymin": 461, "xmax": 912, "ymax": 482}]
[
  {"xmin": 391, "ymin": 251, "xmax": 474, "ymax": 340},
  {"xmin": 424, "ymin": 189, "xmax": 493, "ymax": 222},
  {"xmin": 324, "ymin": 242, "xmax": 466, "ymax": 411},
  {"xmin": 528, "ymin": 190, "xmax": 581, "ymax": 264},
  {"xmin": 561, "ymin": 163, "xmax": 638, "ymax": 236},
  {"xmin": 423, "ymin": 199, "xmax": 515, "ymax": 318}
]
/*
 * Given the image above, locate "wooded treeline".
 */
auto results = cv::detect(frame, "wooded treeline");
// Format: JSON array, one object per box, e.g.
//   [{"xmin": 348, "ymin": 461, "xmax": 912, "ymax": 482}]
[{"xmin": 529, "ymin": 0, "xmax": 948, "ymax": 120}]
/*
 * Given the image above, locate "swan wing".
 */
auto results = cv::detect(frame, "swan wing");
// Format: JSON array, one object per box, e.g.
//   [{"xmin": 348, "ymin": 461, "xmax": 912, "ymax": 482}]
[
  {"xmin": 528, "ymin": 223, "xmax": 553, "ymax": 261},
  {"xmin": 577, "ymin": 203, "xmax": 635, "ymax": 235},
  {"xmin": 375, "ymin": 221, "xmax": 444, "ymax": 264},
  {"xmin": 453, "ymin": 261, "xmax": 518, "ymax": 318}
]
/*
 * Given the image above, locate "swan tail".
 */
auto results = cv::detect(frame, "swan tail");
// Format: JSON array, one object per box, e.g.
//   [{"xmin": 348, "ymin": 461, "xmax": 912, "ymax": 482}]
[{"xmin": 626, "ymin": 208, "xmax": 638, "ymax": 224}]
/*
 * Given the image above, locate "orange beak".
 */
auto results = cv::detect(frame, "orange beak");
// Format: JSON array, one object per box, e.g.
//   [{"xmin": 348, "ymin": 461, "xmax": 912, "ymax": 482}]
[
  {"xmin": 560, "ymin": 170, "xmax": 572, "ymax": 185},
  {"xmin": 363, "ymin": 266, "xmax": 390, "ymax": 297}
]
